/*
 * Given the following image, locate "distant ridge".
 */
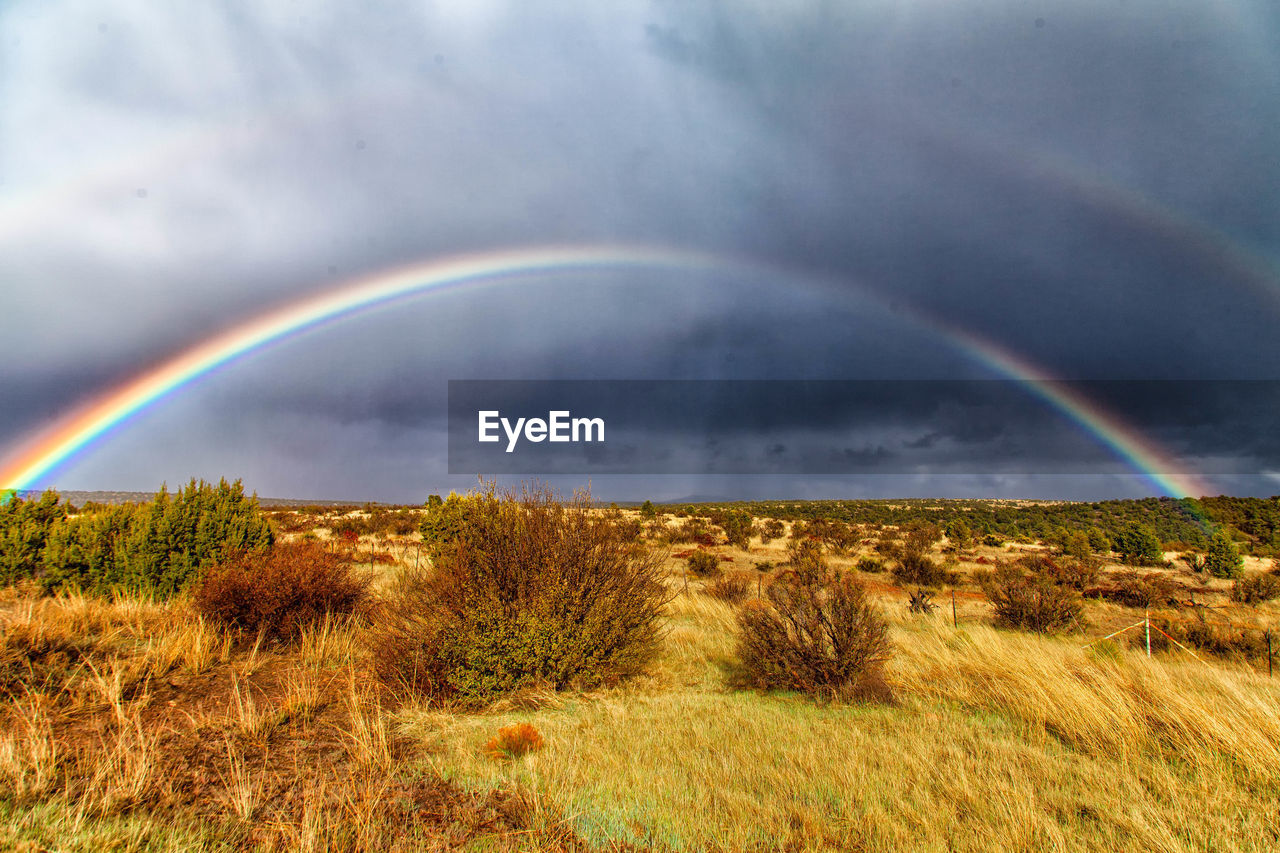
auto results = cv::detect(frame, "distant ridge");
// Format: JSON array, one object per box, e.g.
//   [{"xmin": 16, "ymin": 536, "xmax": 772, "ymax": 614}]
[{"xmin": 11, "ymin": 489, "xmax": 379, "ymax": 508}]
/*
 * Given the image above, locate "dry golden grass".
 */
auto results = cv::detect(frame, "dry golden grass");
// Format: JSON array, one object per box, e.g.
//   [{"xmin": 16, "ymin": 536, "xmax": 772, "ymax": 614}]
[
  {"xmin": 397, "ymin": 589, "xmax": 1280, "ymax": 852},
  {"xmin": 2, "ymin": 531, "xmax": 1279, "ymax": 852}
]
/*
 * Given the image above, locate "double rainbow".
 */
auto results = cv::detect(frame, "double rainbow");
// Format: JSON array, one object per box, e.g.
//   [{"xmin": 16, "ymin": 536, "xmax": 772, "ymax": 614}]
[{"xmin": 0, "ymin": 244, "xmax": 1212, "ymax": 497}]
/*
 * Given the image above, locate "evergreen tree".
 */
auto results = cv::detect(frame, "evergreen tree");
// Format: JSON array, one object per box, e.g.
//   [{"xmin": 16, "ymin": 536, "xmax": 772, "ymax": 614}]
[
  {"xmin": 1203, "ymin": 529, "xmax": 1244, "ymax": 579},
  {"xmin": 1114, "ymin": 522, "xmax": 1163, "ymax": 566}
]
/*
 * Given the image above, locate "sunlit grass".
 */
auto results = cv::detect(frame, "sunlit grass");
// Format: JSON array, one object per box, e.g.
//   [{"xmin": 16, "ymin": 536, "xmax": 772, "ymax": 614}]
[{"xmin": 397, "ymin": 591, "xmax": 1280, "ymax": 852}]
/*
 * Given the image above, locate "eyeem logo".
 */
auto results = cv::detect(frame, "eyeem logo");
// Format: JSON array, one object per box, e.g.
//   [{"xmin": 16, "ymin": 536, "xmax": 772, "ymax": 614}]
[{"xmin": 478, "ymin": 410, "xmax": 605, "ymax": 453}]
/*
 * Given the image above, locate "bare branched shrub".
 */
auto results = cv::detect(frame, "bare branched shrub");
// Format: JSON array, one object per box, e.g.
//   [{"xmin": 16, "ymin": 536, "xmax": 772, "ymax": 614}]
[
  {"xmin": 1016, "ymin": 553, "xmax": 1100, "ymax": 591},
  {"xmin": 370, "ymin": 484, "xmax": 671, "ymax": 706},
  {"xmin": 1100, "ymin": 570, "xmax": 1181, "ymax": 609},
  {"xmin": 1142, "ymin": 615, "xmax": 1270, "ymax": 662},
  {"xmin": 1230, "ymin": 570, "xmax": 1280, "ymax": 605},
  {"xmin": 734, "ymin": 546, "xmax": 892, "ymax": 703},
  {"xmin": 192, "ymin": 543, "xmax": 369, "ymax": 641},
  {"xmin": 978, "ymin": 564, "xmax": 1083, "ymax": 633}
]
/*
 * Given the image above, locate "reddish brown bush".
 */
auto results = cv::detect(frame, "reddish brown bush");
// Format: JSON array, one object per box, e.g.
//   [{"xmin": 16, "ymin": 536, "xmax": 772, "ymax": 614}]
[
  {"xmin": 978, "ymin": 564, "xmax": 1082, "ymax": 633},
  {"xmin": 192, "ymin": 542, "xmax": 368, "ymax": 640},
  {"xmin": 1230, "ymin": 570, "xmax": 1280, "ymax": 605},
  {"xmin": 1096, "ymin": 570, "xmax": 1181, "ymax": 609},
  {"xmin": 734, "ymin": 547, "xmax": 892, "ymax": 703},
  {"xmin": 1016, "ymin": 553, "xmax": 1100, "ymax": 591},
  {"xmin": 1140, "ymin": 616, "xmax": 1270, "ymax": 662},
  {"xmin": 485, "ymin": 723, "xmax": 545, "ymax": 760}
]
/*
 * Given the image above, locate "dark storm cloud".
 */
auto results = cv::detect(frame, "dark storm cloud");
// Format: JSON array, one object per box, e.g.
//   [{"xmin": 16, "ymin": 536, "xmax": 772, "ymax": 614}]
[
  {"xmin": 446, "ymin": 380, "xmax": 1280, "ymax": 477},
  {"xmin": 2, "ymin": 0, "xmax": 1277, "ymax": 500},
  {"xmin": 639, "ymin": 0, "xmax": 1280, "ymax": 377}
]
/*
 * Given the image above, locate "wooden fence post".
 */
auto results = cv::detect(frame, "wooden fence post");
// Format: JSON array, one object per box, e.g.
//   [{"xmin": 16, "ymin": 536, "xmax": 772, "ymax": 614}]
[{"xmin": 952, "ymin": 590, "xmax": 957, "ymax": 628}]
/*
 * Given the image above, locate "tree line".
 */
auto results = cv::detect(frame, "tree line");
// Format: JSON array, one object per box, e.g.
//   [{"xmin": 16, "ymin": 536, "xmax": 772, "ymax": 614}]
[{"xmin": 0, "ymin": 479, "xmax": 272, "ymax": 596}]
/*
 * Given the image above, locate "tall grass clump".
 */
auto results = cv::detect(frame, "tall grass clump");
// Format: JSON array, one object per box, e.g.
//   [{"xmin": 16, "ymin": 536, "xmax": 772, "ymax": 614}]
[
  {"xmin": 371, "ymin": 484, "xmax": 670, "ymax": 706},
  {"xmin": 192, "ymin": 542, "xmax": 369, "ymax": 641},
  {"xmin": 734, "ymin": 543, "xmax": 891, "ymax": 702}
]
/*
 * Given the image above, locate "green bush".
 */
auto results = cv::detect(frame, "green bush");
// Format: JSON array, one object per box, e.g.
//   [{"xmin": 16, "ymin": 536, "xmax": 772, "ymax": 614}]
[
  {"xmin": 371, "ymin": 485, "xmax": 670, "ymax": 706},
  {"xmin": 1204, "ymin": 530, "xmax": 1244, "ymax": 579},
  {"xmin": 856, "ymin": 556, "xmax": 885, "ymax": 573},
  {"xmin": 686, "ymin": 549, "xmax": 722, "ymax": 578},
  {"xmin": 1114, "ymin": 523, "xmax": 1164, "ymax": 566},
  {"xmin": 719, "ymin": 510, "xmax": 753, "ymax": 549},
  {"xmin": 2, "ymin": 480, "xmax": 271, "ymax": 597},
  {"xmin": 891, "ymin": 550, "xmax": 953, "ymax": 588}
]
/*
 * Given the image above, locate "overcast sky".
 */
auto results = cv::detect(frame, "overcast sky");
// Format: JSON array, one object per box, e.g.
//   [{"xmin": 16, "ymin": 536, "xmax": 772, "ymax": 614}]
[{"xmin": 2, "ymin": 0, "xmax": 1279, "ymax": 502}]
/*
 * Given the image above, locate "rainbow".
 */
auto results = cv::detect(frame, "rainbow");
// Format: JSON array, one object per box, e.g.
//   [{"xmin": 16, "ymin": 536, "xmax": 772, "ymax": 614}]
[{"xmin": 0, "ymin": 244, "xmax": 1212, "ymax": 498}]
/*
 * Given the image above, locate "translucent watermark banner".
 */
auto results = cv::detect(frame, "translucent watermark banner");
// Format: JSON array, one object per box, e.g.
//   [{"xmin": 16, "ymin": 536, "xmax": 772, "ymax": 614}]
[{"xmin": 446, "ymin": 379, "xmax": 1280, "ymax": 476}]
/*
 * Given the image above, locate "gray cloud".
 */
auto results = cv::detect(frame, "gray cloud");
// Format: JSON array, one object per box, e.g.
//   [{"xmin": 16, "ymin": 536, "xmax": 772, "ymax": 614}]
[{"xmin": 2, "ymin": 0, "xmax": 1277, "ymax": 501}]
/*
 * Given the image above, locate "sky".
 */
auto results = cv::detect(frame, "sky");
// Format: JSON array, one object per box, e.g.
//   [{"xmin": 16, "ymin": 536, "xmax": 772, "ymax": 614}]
[{"xmin": 2, "ymin": 0, "xmax": 1279, "ymax": 503}]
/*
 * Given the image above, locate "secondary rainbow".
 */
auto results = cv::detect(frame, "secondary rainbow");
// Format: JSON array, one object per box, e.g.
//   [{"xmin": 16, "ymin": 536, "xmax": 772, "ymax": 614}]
[{"xmin": 0, "ymin": 244, "xmax": 1212, "ymax": 498}]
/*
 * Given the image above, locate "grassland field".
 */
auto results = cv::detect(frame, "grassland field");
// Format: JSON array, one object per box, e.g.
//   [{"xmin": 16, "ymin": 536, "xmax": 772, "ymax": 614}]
[{"xmin": 2, "ymin": 507, "xmax": 1278, "ymax": 852}]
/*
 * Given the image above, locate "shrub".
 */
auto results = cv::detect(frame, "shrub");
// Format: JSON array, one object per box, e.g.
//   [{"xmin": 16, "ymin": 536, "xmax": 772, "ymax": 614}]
[
  {"xmin": 856, "ymin": 556, "xmax": 885, "ymax": 574},
  {"xmin": 981, "ymin": 533, "xmax": 1005, "ymax": 547},
  {"xmin": 192, "ymin": 542, "xmax": 368, "ymax": 641},
  {"xmin": 1204, "ymin": 530, "xmax": 1244, "ymax": 579},
  {"xmin": 868, "ymin": 530, "xmax": 897, "ymax": 556},
  {"xmin": 484, "ymin": 723, "xmax": 544, "ymax": 760},
  {"xmin": 978, "ymin": 564, "xmax": 1082, "ymax": 633},
  {"xmin": 757, "ymin": 519, "xmax": 785, "ymax": 545},
  {"xmin": 614, "ymin": 518, "xmax": 643, "ymax": 542},
  {"xmin": 370, "ymin": 485, "xmax": 670, "ymax": 706},
  {"xmin": 1231, "ymin": 570, "xmax": 1280, "ymax": 605},
  {"xmin": 806, "ymin": 519, "xmax": 858, "ymax": 555},
  {"xmin": 1141, "ymin": 616, "xmax": 1269, "ymax": 662},
  {"xmin": 706, "ymin": 573, "xmax": 751, "ymax": 604},
  {"xmin": 686, "ymin": 549, "xmax": 722, "ymax": 578},
  {"xmin": 719, "ymin": 511, "xmax": 753, "ymax": 549},
  {"xmin": 1100, "ymin": 570, "xmax": 1181, "ymax": 609},
  {"xmin": 667, "ymin": 517, "xmax": 712, "ymax": 545},
  {"xmin": 12, "ymin": 479, "xmax": 273, "ymax": 597},
  {"xmin": 906, "ymin": 587, "xmax": 936, "ymax": 615},
  {"xmin": 891, "ymin": 550, "xmax": 953, "ymax": 588},
  {"xmin": 786, "ymin": 537, "xmax": 824, "ymax": 567},
  {"xmin": 734, "ymin": 546, "xmax": 892, "ymax": 703},
  {"xmin": 1061, "ymin": 531, "xmax": 1093, "ymax": 561},
  {"xmin": 944, "ymin": 519, "xmax": 972, "ymax": 549},
  {"xmin": 1180, "ymin": 552, "xmax": 1207, "ymax": 574},
  {"xmin": 1114, "ymin": 523, "xmax": 1164, "ymax": 566},
  {"xmin": 1016, "ymin": 553, "xmax": 1100, "ymax": 591}
]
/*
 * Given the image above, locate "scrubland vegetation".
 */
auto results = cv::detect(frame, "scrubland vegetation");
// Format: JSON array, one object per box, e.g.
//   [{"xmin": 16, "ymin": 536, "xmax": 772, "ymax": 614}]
[{"xmin": 1, "ymin": 484, "xmax": 1278, "ymax": 851}]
